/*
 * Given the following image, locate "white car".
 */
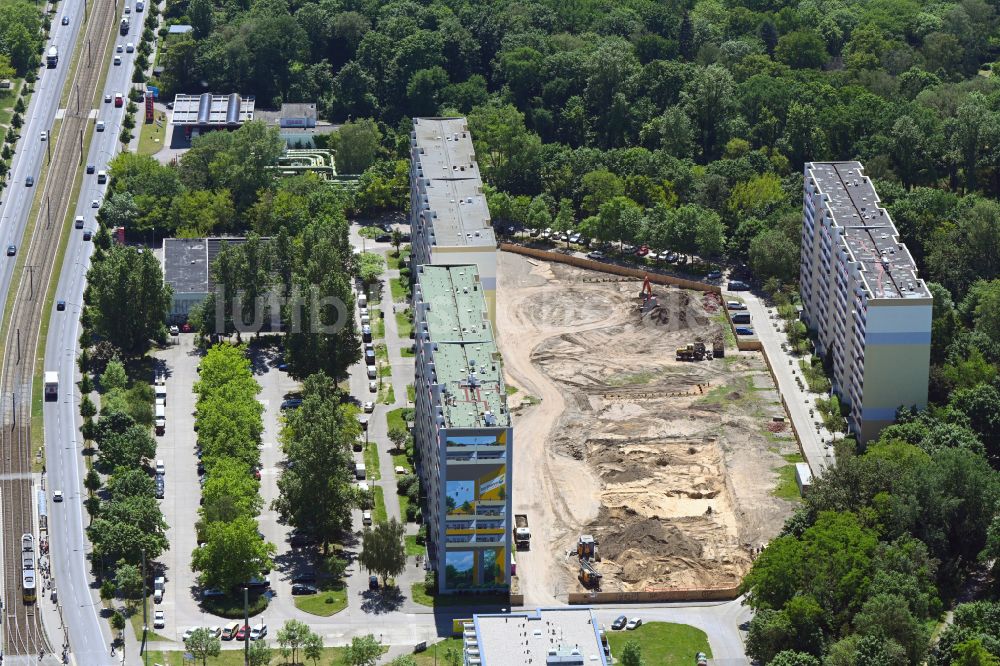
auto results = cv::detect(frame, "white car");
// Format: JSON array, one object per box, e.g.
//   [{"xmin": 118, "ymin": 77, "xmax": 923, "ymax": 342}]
[
  {"xmin": 363, "ymin": 401, "xmax": 374, "ymax": 413},
  {"xmin": 40, "ymin": 130, "xmax": 46, "ymax": 141},
  {"xmin": 368, "ymin": 381, "xmax": 377, "ymax": 393},
  {"xmin": 626, "ymin": 617, "xmax": 642, "ymax": 630},
  {"xmin": 126, "ymin": 42, "xmax": 134, "ymax": 52},
  {"xmin": 113, "ymin": 55, "xmax": 121, "ymax": 65},
  {"xmin": 116, "ymin": 44, "xmax": 123, "ymax": 53},
  {"xmin": 155, "ymin": 459, "xmax": 165, "ymax": 475},
  {"xmin": 52, "ymin": 490, "xmax": 63, "ymax": 502},
  {"xmin": 104, "ymin": 93, "xmax": 112, "ymax": 103},
  {"xmin": 95, "ymin": 120, "xmax": 105, "ymax": 132},
  {"xmin": 91, "ymin": 199, "xmax": 100, "ymax": 208},
  {"xmin": 153, "ymin": 610, "xmax": 165, "ymax": 629},
  {"xmin": 249, "ymin": 624, "xmax": 267, "ymax": 640}
]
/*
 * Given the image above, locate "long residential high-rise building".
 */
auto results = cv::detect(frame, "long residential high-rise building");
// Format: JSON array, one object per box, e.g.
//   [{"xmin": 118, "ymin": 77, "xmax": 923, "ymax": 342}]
[
  {"xmin": 412, "ymin": 264, "xmax": 512, "ymax": 594},
  {"xmin": 409, "ymin": 117, "xmax": 498, "ymax": 322},
  {"xmin": 800, "ymin": 161, "xmax": 932, "ymax": 443}
]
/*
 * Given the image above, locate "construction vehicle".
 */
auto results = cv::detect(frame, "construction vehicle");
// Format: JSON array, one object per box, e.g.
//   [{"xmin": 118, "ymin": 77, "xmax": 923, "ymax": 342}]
[
  {"xmin": 713, "ymin": 340, "xmax": 724, "ymax": 358},
  {"xmin": 696, "ymin": 652, "xmax": 709, "ymax": 666},
  {"xmin": 638, "ymin": 275, "xmax": 655, "ymax": 311},
  {"xmin": 577, "ymin": 535, "xmax": 599, "ymax": 560},
  {"xmin": 693, "ymin": 342, "xmax": 706, "ymax": 360},
  {"xmin": 579, "ymin": 559, "xmax": 602, "ymax": 589},
  {"xmin": 513, "ymin": 514, "xmax": 530, "ymax": 550},
  {"xmin": 676, "ymin": 345, "xmax": 694, "ymax": 361}
]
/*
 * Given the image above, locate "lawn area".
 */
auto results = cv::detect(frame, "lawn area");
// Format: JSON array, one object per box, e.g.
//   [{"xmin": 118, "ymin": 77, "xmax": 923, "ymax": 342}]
[
  {"xmin": 364, "ymin": 441, "xmax": 380, "ymax": 480},
  {"xmin": 373, "ymin": 485, "xmax": 387, "ymax": 523},
  {"xmin": 374, "ymin": 314, "xmax": 386, "ymax": 339},
  {"xmin": 405, "ymin": 534, "xmax": 426, "ymax": 557},
  {"xmin": 406, "ymin": 383, "xmax": 415, "ymax": 402},
  {"xmin": 138, "ymin": 112, "xmax": 167, "ymax": 155},
  {"xmin": 412, "ymin": 637, "xmax": 464, "ymax": 664},
  {"xmin": 378, "ymin": 361, "xmax": 392, "ymax": 378},
  {"xmin": 410, "ymin": 582, "xmax": 509, "ymax": 608},
  {"xmin": 606, "ymin": 622, "xmax": 712, "ymax": 666},
  {"xmin": 387, "ymin": 407, "xmax": 409, "ymax": 432},
  {"xmin": 391, "ymin": 449, "xmax": 412, "ymax": 473},
  {"xmin": 378, "ymin": 383, "xmax": 395, "ymax": 405},
  {"xmin": 390, "ymin": 277, "xmax": 410, "ymax": 302},
  {"xmin": 398, "ymin": 491, "xmax": 410, "ymax": 521},
  {"xmin": 293, "ymin": 582, "xmax": 347, "ymax": 616},
  {"xmin": 145, "ymin": 647, "xmax": 351, "ymax": 665},
  {"xmin": 773, "ymin": 453, "xmax": 805, "ymax": 500},
  {"xmin": 401, "ymin": 345, "xmax": 415, "ymax": 357},
  {"xmin": 375, "ymin": 342, "xmax": 389, "ymax": 362},
  {"xmin": 395, "ymin": 310, "xmax": 413, "ymax": 339},
  {"xmin": 387, "ymin": 247, "xmax": 410, "ymax": 270}
]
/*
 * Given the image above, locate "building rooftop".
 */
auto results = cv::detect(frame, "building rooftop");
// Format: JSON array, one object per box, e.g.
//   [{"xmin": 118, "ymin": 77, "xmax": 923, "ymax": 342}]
[
  {"xmin": 170, "ymin": 93, "xmax": 255, "ymax": 126},
  {"xmin": 807, "ymin": 161, "xmax": 929, "ymax": 300},
  {"xmin": 412, "ymin": 117, "xmax": 481, "ymax": 182},
  {"xmin": 166, "ymin": 24, "xmax": 193, "ymax": 34},
  {"xmin": 469, "ymin": 608, "xmax": 609, "ymax": 666},
  {"xmin": 418, "ymin": 265, "xmax": 508, "ymax": 429},
  {"xmin": 419, "ymin": 178, "xmax": 495, "ymax": 248},
  {"xmin": 163, "ymin": 237, "xmax": 253, "ymax": 293}
]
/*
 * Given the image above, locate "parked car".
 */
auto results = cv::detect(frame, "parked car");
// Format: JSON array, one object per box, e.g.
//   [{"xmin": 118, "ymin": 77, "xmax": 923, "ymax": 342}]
[
  {"xmin": 626, "ymin": 618, "xmax": 643, "ymax": 630},
  {"xmin": 222, "ymin": 623, "xmax": 240, "ymax": 640},
  {"xmin": 728, "ymin": 280, "xmax": 750, "ymax": 291},
  {"xmin": 249, "ymin": 624, "xmax": 267, "ymax": 641},
  {"xmin": 235, "ymin": 624, "xmax": 250, "ymax": 641},
  {"xmin": 611, "ymin": 615, "xmax": 628, "ymax": 630},
  {"xmin": 586, "ymin": 250, "xmax": 605, "ymax": 260},
  {"xmin": 363, "ymin": 401, "xmax": 374, "ymax": 413},
  {"xmin": 288, "ymin": 529, "xmax": 314, "ymax": 548},
  {"xmin": 375, "ymin": 233, "xmax": 391, "ymax": 242},
  {"xmin": 706, "ymin": 270, "xmax": 722, "ymax": 280},
  {"xmin": 291, "ymin": 583, "xmax": 318, "ymax": 595},
  {"xmin": 369, "ymin": 380, "xmax": 377, "ymax": 393},
  {"xmin": 726, "ymin": 301, "xmax": 746, "ymax": 310},
  {"xmin": 153, "ymin": 610, "xmax": 165, "ymax": 629},
  {"xmin": 280, "ymin": 398, "xmax": 302, "ymax": 410}
]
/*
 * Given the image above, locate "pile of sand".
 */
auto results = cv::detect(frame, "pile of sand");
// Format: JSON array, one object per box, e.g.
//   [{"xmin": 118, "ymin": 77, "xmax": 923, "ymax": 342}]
[{"xmin": 600, "ymin": 518, "xmax": 705, "ymax": 561}]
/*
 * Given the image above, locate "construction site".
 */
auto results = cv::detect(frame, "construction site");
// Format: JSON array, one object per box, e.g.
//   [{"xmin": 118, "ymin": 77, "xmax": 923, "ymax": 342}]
[{"xmin": 495, "ymin": 253, "xmax": 798, "ymax": 603}]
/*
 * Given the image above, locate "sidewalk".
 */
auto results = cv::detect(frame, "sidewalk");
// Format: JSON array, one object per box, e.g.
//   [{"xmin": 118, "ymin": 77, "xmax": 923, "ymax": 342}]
[{"xmin": 736, "ymin": 291, "xmax": 835, "ymax": 475}]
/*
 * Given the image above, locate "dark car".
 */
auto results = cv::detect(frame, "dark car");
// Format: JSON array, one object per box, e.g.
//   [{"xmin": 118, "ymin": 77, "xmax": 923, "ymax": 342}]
[
  {"xmin": 56, "ymin": 300, "xmax": 66, "ymax": 311},
  {"xmin": 280, "ymin": 398, "xmax": 302, "ymax": 410},
  {"xmin": 6, "ymin": 245, "xmax": 15, "ymax": 256},
  {"xmin": 375, "ymin": 233, "xmax": 391, "ymax": 243},
  {"xmin": 288, "ymin": 529, "xmax": 314, "ymax": 548},
  {"xmin": 86, "ymin": 164, "xmax": 96, "ymax": 174},
  {"xmin": 706, "ymin": 270, "xmax": 722, "ymax": 280},
  {"xmin": 291, "ymin": 583, "xmax": 318, "ymax": 595},
  {"xmin": 25, "ymin": 176, "xmax": 33, "ymax": 187},
  {"xmin": 368, "ymin": 575, "xmax": 379, "ymax": 590},
  {"xmin": 82, "ymin": 230, "xmax": 92, "ymax": 241},
  {"xmin": 611, "ymin": 615, "xmax": 628, "ymax": 631},
  {"xmin": 728, "ymin": 280, "xmax": 750, "ymax": 291},
  {"xmin": 292, "ymin": 574, "xmax": 316, "ymax": 585}
]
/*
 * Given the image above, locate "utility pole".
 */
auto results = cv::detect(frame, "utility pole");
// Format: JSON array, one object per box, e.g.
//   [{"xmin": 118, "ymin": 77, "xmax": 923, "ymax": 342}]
[
  {"xmin": 79, "ymin": 129, "xmax": 83, "ymax": 164},
  {"xmin": 243, "ymin": 587, "xmax": 249, "ymax": 666},
  {"xmin": 141, "ymin": 549, "xmax": 148, "ymax": 666},
  {"xmin": 46, "ymin": 129, "xmax": 51, "ymax": 163}
]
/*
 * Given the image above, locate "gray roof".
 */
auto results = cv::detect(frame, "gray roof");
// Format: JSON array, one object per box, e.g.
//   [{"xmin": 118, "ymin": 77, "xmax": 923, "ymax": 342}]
[
  {"xmin": 163, "ymin": 237, "xmax": 249, "ymax": 294},
  {"xmin": 807, "ymin": 161, "xmax": 929, "ymax": 300},
  {"xmin": 170, "ymin": 93, "xmax": 255, "ymax": 126},
  {"xmin": 469, "ymin": 608, "xmax": 608, "ymax": 666},
  {"xmin": 412, "ymin": 117, "xmax": 481, "ymax": 182},
  {"xmin": 416, "ymin": 178, "xmax": 494, "ymax": 248},
  {"xmin": 167, "ymin": 24, "xmax": 192, "ymax": 34}
]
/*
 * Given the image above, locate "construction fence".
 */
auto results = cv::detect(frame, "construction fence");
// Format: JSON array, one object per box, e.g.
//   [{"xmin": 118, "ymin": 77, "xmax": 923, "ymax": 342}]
[
  {"xmin": 567, "ymin": 586, "xmax": 741, "ymax": 605},
  {"xmin": 499, "ymin": 245, "xmax": 722, "ymax": 294}
]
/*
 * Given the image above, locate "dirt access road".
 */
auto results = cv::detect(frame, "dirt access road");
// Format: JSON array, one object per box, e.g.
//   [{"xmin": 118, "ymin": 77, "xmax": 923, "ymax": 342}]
[{"xmin": 495, "ymin": 253, "xmax": 797, "ymax": 605}]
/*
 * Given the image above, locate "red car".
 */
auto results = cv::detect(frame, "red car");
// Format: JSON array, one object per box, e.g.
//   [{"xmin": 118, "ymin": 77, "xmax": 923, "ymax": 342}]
[
  {"xmin": 635, "ymin": 245, "xmax": 650, "ymax": 257},
  {"xmin": 235, "ymin": 624, "xmax": 250, "ymax": 641},
  {"xmin": 114, "ymin": 92, "xmax": 124, "ymax": 107}
]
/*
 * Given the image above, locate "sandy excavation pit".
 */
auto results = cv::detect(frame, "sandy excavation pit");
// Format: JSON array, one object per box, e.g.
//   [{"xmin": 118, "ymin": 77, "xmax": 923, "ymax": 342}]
[{"xmin": 496, "ymin": 254, "xmax": 797, "ymax": 598}]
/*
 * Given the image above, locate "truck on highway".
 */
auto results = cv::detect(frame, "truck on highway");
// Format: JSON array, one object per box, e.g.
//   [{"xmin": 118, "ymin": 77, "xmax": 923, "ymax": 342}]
[
  {"xmin": 513, "ymin": 514, "xmax": 530, "ymax": 550},
  {"xmin": 46, "ymin": 46, "xmax": 58, "ymax": 68},
  {"xmin": 44, "ymin": 372, "xmax": 58, "ymax": 401},
  {"xmin": 120, "ymin": 17, "xmax": 129, "ymax": 34}
]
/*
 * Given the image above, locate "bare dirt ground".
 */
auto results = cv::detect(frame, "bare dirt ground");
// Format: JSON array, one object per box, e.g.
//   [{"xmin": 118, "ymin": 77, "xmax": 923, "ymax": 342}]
[{"xmin": 495, "ymin": 253, "xmax": 797, "ymax": 604}]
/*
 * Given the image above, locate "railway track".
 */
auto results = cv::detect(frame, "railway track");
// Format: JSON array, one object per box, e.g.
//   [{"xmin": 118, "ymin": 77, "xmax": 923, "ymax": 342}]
[{"xmin": 0, "ymin": 0, "xmax": 118, "ymax": 656}]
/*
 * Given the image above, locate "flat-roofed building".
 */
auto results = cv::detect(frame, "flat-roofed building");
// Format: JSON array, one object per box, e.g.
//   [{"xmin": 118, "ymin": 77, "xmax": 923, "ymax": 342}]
[
  {"xmin": 170, "ymin": 93, "xmax": 255, "ymax": 128},
  {"xmin": 410, "ymin": 117, "xmax": 497, "ymax": 321},
  {"xmin": 412, "ymin": 264, "xmax": 511, "ymax": 594},
  {"xmin": 800, "ymin": 161, "xmax": 932, "ymax": 442},
  {"xmin": 462, "ymin": 608, "xmax": 611, "ymax": 666}
]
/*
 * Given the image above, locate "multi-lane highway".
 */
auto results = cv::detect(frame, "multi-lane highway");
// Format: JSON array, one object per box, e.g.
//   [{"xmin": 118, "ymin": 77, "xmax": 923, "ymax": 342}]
[
  {"xmin": 40, "ymin": 0, "xmax": 146, "ymax": 662},
  {"xmin": 0, "ymin": 0, "xmax": 139, "ymax": 661}
]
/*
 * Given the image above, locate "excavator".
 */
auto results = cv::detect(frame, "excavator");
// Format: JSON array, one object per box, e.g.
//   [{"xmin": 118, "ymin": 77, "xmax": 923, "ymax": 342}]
[{"xmin": 638, "ymin": 276, "xmax": 655, "ymax": 310}]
